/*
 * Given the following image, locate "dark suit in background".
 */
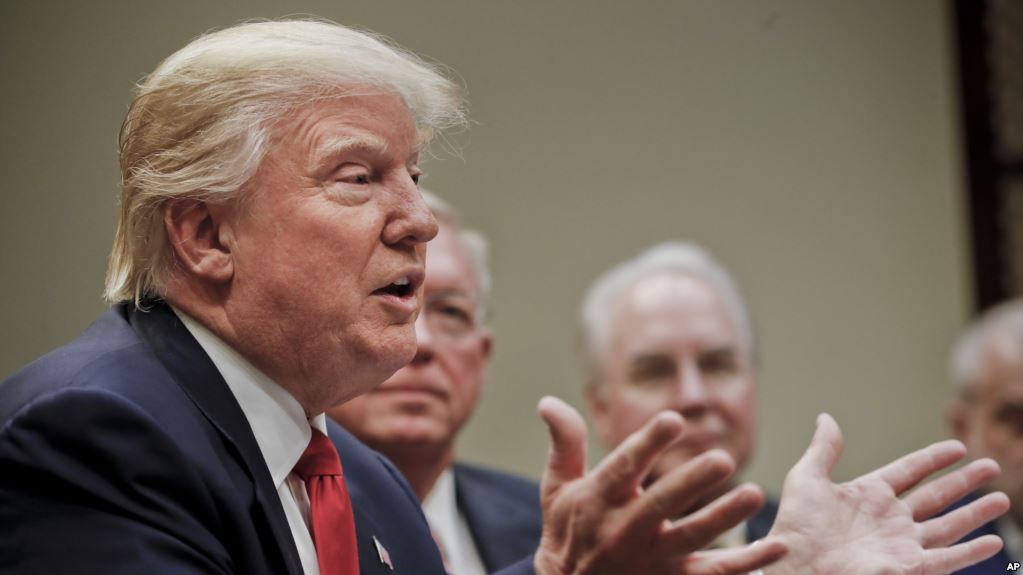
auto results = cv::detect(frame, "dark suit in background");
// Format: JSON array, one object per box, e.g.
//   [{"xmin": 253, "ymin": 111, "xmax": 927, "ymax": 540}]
[
  {"xmin": 454, "ymin": 462, "xmax": 544, "ymax": 571},
  {"xmin": 745, "ymin": 498, "xmax": 778, "ymax": 543}
]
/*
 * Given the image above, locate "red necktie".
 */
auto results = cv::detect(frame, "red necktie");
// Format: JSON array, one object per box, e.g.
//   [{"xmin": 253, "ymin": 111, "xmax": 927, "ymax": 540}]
[{"xmin": 294, "ymin": 429, "xmax": 360, "ymax": 575}]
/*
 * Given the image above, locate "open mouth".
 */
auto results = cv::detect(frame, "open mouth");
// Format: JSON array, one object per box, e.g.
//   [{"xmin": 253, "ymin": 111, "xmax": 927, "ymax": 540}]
[{"xmin": 373, "ymin": 277, "xmax": 414, "ymax": 298}]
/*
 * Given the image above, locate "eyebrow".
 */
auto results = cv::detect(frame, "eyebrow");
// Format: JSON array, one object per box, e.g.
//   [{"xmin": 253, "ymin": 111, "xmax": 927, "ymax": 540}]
[
  {"xmin": 310, "ymin": 134, "xmax": 390, "ymax": 170},
  {"xmin": 629, "ymin": 354, "xmax": 676, "ymax": 371}
]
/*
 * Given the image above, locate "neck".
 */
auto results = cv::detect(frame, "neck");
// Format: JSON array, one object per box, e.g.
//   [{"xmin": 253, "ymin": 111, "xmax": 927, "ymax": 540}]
[{"xmin": 378, "ymin": 442, "xmax": 455, "ymax": 501}]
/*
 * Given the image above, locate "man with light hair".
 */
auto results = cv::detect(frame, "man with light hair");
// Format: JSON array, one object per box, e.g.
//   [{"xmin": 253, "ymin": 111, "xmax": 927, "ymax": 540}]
[
  {"xmin": 946, "ymin": 299, "xmax": 1023, "ymax": 574},
  {"xmin": 0, "ymin": 19, "xmax": 793, "ymax": 575},
  {"xmin": 0, "ymin": 17, "xmax": 1009, "ymax": 575},
  {"xmin": 330, "ymin": 191, "xmax": 543, "ymax": 574},
  {"xmin": 577, "ymin": 241, "xmax": 1011, "ymax": 571},
  {"xmin": 581, "ymin": 241, "xmax": 773, "ymax": 547}
]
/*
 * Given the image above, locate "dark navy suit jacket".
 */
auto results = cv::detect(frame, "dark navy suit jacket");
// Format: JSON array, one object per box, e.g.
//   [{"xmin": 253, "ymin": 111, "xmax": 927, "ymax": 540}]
[
  {"xmin": 947, "ymin": 492, "xmax": 1018, "ymax": 575},
  {"xmin": 454, "ymin": 462, "xmax": 543, "ymax": 571},
  {"xmin": 745, "ymin": 497, "xmax": 778, "ymax": 543},
  {"xmin": 0, "ymin": 303, "xmax": 533, "ymax": 575}
]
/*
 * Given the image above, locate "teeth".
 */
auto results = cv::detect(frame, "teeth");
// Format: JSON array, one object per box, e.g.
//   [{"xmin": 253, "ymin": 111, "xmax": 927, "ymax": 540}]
[{"xmin": 393, "ymin": 276, "xmax": 410, "ymax": 286}]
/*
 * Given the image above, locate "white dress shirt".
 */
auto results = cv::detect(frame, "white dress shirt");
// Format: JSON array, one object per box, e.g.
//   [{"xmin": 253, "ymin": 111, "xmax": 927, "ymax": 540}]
[
  {"xmin": 175, "ymin": 308, "xmax": 324, "ymax": 575},
  {"xmin": 422, "ymin": 468, "xmax": 488, "ymax": 575}
]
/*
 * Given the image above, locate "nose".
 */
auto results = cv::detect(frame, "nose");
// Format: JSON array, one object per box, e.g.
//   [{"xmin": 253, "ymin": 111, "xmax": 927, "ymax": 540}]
[
  {"xmin": 382, "ymin": 183, "xmax": 439, "ymax": 247},
  {"xmin": 672, "ymin": 361, "xmax": 709, "ymax": 418},
  {"xmin": 410, "ymin": 311, "xmax": 435, "ymax": 365}
]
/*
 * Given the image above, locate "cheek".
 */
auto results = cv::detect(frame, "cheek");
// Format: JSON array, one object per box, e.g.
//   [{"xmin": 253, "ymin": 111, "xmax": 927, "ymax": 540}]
[
  {"xmin": 609, "ymin": 389, "xmax": 666, "ymax": 437},
  {"xmin": 445, "ymin": 354, "xmax": 486, "ymax": 413}
]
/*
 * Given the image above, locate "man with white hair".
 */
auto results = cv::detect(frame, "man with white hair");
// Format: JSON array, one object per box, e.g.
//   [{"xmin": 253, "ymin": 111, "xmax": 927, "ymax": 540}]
[
  {"xmin": 0, "ymin": 18, "xmax": 1010, "ymax": 575},
  {"xmin": 581, "ymin": 241, "xmax": 772, "ymax": 547},
  {"xmin": 578, "ymin": 241, "xmax": 1011, "ymax": 572},
  {"xmin": 330, "ymin": 192, "xmax": 542, "ymax": 574},
  {"xmin": 946, "ymin": 299, "xmax": 1023, "ymax": 574}
]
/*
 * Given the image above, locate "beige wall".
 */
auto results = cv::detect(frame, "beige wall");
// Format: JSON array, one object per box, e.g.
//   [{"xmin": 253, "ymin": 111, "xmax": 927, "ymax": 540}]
[{"xmin": 0, "ymin": 0, "xmax": 971, "ymax": 494}]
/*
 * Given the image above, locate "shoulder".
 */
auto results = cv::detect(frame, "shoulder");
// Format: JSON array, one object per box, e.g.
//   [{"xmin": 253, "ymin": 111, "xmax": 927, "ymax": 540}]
[
  {"xmin": 0, "ymin": 378, "xmax": 236, "ymax": 572},
  {"xmin": 453, "ymin": 461, "xmax": 542, "ymax": 520},
  {"xmin": 1, "ymin": 306, "xmax": 157, "ymax": 419},
  {"xmin": 454, "ymin": 461, "xmax": 540, "ymax": 501},
  {"xmin": 1, "ymin": 306, "xmax": 211, "ymax": 442}
]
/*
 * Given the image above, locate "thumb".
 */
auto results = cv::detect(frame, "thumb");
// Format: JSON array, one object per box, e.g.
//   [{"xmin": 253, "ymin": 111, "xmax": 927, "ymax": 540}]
[
  {"xmin": 537, "ymin": 396, "xmax": 588, "ymax": 500},
  {"xmin": 794, "ymin": 413, "xmax": 844, "ymax": 481}
]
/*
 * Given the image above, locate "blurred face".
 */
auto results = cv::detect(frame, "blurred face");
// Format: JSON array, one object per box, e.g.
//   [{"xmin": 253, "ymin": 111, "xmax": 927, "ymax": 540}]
[
  {"xmin": 220, "ymin": 93, "xmax": 437, "ymax": 413},
  {"xmin": 588, "ymin": 272, "xmax": 757, "ymax": 485},
  {"xmin": 951, "ymin": 335, "xmax": 1023, "ymax": 522},
  {"xmin": 329, "ymin": 220, "xmax": 491, "ymax": 453}
]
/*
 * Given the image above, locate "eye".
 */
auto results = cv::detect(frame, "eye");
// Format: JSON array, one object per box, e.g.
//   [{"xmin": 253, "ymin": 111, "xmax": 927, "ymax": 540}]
[
  {"xmin": 628, "ymin": 356, "xmax": 677, "ymax": 384},
  {"xmin": 699, "ymin": 350, "xmax": 739, "ymax": 376},
  {"xmin": 331, "ymin": 163, "xmax": 372, "ymax": 185},
  {"xmin": 439, "ymin": 305, "xmax": 469, "ymax": 320},
  {"xmin": 411, "ymin": 173, "xmax": 420, "ymax": 185}
]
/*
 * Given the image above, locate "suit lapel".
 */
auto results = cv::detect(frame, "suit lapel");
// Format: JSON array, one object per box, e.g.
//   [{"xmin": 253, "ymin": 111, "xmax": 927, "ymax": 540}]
[
  {"xmin": 454, "ymin": 467, "xmax": 501, "ymax": 571},
  {"xmin": 128, "ymin": 302, "xmax": 305, "ymax": 575}
]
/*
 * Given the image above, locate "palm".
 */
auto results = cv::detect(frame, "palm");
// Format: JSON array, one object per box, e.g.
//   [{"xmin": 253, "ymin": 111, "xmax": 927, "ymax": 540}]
[{"xmin": 767, "ymin": 414, "xmax": 1008, "ymax": 575}]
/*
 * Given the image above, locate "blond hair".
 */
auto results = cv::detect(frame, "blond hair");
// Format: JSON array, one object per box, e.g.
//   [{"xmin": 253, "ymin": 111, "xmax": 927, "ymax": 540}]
[{"xmin": 105, "ymin": 19, "xmax": 466, "ymax": 304}]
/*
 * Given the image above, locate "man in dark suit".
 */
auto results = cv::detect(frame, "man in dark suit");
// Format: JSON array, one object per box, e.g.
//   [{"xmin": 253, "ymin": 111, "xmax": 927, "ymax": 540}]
[
  {"xmin": 947, "ymin": 299, "xmax": 1023, "ymax": 574},
  {"xmin": 330, "ymin": 192, "xmax": 542, "ymax": 573},
  {"xmin": 0, "ymin": 18, "xmax": 790, "ymax": 575},
  {"xmin": 0, "ymin": 17, "xmax": 1012, "ymax": 575}
]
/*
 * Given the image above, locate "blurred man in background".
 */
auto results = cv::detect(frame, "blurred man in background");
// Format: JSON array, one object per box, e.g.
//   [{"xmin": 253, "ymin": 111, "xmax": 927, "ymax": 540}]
[
  {"xmin": 947, "ymin": 299, "xmax": 1023, "ymax": 574},
  {"xmin": 330, "ymin": 192, "xmax": 543, "ymax": 574},
  {"xmin": 580, "ymin": 242, "xmax": 775, "ymax": 547}
]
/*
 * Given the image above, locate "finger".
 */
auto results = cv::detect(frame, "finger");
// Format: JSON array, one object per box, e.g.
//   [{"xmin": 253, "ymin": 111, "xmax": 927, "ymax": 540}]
[
  {"xmin": 905, "ymin": 458, "xmax": 1000, "ymax": 521},
  {"xmin": 681, "ymin": 537, "xmax": 788, "ymax": 575},
  {"xmin": 655, "ymin": 482, "xmax": 765, "ymax": 555},
  {"xmin": 627, "ymin": 448, "xmax": 735, "ymax": 533},
  {"xmin": 588, "ymin": 410, "xmax": 685, "ymax": 501},
  {"xmin": 919, "ymin": 491, "xmax": 1010, "ymax": 548},
  {"xmin": 863, "ymin": 439, "xmax": 966, "ymax": 497},
  {"xmin": 791, "ymin": 413, "xmax": 843, "ymax": 481},
  {"xmin": 920, "ymin": 534, "xmax": 1003, "ymax": 575},
  {"xmin": 537, "ymin": 396, "xmax": 588, "ymax": 499}
]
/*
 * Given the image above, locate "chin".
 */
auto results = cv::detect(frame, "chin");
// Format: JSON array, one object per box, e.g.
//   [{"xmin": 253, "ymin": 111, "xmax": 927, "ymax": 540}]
[{"xmin": 360, "ymin": 330, "xmax": 419, "ymax": 381}]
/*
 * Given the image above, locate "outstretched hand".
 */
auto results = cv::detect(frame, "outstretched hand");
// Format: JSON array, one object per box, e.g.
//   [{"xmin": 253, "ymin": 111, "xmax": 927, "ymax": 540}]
[
  {"xmin": 766, "ymin": 413, "xmax": 1009, "ymax": 575},
  {"xmin": 531, "ymin": 396, "xmax": 787, "ymax": 575}
]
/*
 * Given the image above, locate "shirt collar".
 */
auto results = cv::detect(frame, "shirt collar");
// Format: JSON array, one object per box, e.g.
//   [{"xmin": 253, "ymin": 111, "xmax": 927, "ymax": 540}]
[
  {"xmin": 422, "ymin": 467, "xmax": 458, "ymax": 534},
  {"xmin": 172, "ymin": 306, "xmax": 325, "ymax": 488}
]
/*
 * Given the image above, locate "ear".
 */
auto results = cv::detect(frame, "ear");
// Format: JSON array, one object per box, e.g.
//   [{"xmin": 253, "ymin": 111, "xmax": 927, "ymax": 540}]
[
  {"xmin": 946, "ymin": 398, "xmax": 970, "ymax": 441},
  {"xmin": 163, "ymin": 198, "xmax": 234, "ymax": 284},
  {"xmin": 478, "ymin": 328, "xmax": 494, "ymax": 360}
]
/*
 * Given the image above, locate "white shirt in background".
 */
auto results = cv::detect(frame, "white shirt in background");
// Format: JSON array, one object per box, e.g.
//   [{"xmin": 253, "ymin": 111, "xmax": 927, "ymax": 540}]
[{"xmin": 423, "ymin": 468, "xmax": 488, "ymax": 575}]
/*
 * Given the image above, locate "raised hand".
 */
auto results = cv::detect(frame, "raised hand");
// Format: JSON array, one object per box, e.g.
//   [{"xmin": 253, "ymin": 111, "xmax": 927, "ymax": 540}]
[
  {"xmin": 531, "ymin": 396, "xmax": 787, "ymax": 575},
  {"xmin": 766, "ymin": 413, "xmax": 1009, "ymax": 575}
]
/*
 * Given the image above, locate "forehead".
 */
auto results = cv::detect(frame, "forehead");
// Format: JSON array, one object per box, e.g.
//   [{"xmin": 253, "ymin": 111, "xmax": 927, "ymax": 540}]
[
  {"xmin": 609, "ymin": 272, "xmax": 742, "ymax": 354},
  {"xmin": 271, "ymin": 91, "xmax": 420, "ymax": 161},
  {"xmin": 425, "ymin": 221, "xmax": 477, "ymax": 296},
  {"xmin": 976, "ymin": 335, "xmax": 1023, "ymax": 397}
]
